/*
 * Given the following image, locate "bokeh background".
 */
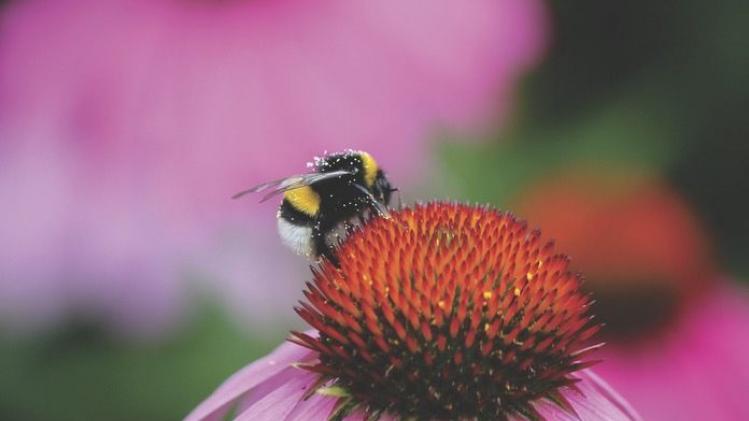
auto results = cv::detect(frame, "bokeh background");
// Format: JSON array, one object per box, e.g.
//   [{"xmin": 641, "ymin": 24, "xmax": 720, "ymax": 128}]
[{"xmin": 1, "ymin": 1, "xmax": 747, "ymax": 420}]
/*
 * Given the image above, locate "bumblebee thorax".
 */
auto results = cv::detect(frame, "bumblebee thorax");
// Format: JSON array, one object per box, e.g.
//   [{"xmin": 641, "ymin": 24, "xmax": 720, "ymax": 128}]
[{"xmin": 358, "ymin": 151, "xmax": 379, "ymax": 187}]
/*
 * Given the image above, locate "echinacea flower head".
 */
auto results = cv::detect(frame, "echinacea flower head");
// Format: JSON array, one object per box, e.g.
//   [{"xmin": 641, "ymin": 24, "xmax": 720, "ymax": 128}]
[{"xmin": 188, "ymin": 203, "xmax": 641, "ymax": 420}]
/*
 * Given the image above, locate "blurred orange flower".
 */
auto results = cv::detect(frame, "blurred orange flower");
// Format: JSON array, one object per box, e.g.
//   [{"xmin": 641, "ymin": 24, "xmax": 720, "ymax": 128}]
[{"xmin": 514, "ymin": 167, "xmax": 749, "ymax": 420}]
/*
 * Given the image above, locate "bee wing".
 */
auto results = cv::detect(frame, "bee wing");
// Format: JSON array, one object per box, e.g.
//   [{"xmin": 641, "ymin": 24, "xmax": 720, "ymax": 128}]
[{"xmin": 232, "ymin": 170, "xmax": 353, "ymax": 202}]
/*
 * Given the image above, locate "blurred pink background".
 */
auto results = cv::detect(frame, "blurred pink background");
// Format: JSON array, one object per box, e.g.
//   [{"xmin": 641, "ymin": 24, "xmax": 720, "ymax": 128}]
[{"xmin": 0, "ymin": 0, "xmax": 546, "ymax": 335}]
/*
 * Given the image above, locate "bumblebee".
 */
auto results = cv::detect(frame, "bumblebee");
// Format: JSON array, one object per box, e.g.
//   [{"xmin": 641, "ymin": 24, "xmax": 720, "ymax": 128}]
[{"xmin": 234, "ymin": 150, "xmax": 396, "ymax": 264}]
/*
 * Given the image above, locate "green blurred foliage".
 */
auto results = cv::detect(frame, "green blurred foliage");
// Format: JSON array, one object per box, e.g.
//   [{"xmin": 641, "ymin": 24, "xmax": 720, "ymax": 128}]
[
  {"xmin": 438, "ymin": 98, "xmax": 675, "ymax": 205},
  {"xmin": 0, "ymin": 305, "xmax": 282, "ymax": 421}
]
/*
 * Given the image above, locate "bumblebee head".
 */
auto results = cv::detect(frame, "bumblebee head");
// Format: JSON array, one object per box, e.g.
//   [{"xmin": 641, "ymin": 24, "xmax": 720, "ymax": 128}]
[{"xmin": 371, "ymin": 169, "xmax": 395, "ymax": 206}]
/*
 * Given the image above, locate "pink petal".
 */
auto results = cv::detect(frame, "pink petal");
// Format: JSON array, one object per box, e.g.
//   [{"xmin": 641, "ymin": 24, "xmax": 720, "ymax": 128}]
[
  {"xmin": 596, "ymin": 283, "xmax": 749, "ymax": 420},
  {"xmin": 546, "ymin": 369, "xmax": 642, "ymax": 421},
  {"xmin": 185, "ymin": 337, "xmax": 316, "ymax": 421},
  {"xmin": 233, "ymin": 369, "xmax": 320, "ymax": 421},
  {"xmin": 282, "ymin": 395, "xmax": 338, "ymax": 421}
]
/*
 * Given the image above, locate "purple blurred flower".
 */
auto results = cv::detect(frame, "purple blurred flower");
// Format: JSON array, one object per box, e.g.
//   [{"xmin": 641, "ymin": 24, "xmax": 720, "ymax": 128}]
[
  {"xmin": 596, "ymin": 284, "xmax": 749, "ymax": 420},
  {"xmin": 186, "ymin": 334, "xmax": 640, "ymax": 421},
  {"xmin": 0, "ymin": 0, "xmax": 546, "ymax": 335}
]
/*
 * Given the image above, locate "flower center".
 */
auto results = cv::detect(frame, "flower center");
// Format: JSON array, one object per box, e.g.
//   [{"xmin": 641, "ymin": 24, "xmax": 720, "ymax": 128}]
[{"xmin": 292, "ymin": 203, "xmax": 600, "ymax": 420}]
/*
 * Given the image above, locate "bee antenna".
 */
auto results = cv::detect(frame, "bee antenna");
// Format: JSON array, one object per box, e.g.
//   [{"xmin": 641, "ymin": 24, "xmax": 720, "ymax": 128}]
[{"xmin": 231, "ymin": 189, "xmax": 253, "ymax": 200}]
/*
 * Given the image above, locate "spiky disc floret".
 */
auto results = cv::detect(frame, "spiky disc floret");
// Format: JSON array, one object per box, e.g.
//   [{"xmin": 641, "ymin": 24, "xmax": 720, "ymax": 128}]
[{"xmin": 292, "ymin": 203, "xmax": 601, "ymax": 420}]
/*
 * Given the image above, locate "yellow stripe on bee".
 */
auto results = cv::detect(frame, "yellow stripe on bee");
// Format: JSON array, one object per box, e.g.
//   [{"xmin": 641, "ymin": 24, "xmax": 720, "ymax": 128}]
[
  {"xmin": 284, "ymin": 186, "xmax": 321, "ymax": 216},
  {"xmin": 359, "ymin": 151, "xmax": 378, "ymax": 187}
]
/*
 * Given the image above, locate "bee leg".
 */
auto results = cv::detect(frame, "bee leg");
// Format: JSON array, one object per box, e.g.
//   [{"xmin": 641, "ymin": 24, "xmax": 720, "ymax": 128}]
[
  {"xmin": 321, "ymin": 246, "xmax": 340, "ymax": 267},
  {"xmin": 312, "ymin": 219, "xmax": 340, "ymax": 267}
]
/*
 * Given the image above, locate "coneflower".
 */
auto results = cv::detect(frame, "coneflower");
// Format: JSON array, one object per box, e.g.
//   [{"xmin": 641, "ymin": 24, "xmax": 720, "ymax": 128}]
[{"xmin": 187, "ymin": 203, "xmax": 640, "ymax": 420}]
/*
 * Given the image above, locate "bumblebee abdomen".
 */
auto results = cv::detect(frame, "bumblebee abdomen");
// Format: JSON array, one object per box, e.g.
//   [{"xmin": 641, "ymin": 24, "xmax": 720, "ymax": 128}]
[
  {"xmin": 277, "ymin": 217, "xmax": 315, "ymax": 258},
  {"xmin": 277, "ymin": 200, "xmax": 317, "ymax": 258}
]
